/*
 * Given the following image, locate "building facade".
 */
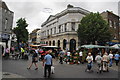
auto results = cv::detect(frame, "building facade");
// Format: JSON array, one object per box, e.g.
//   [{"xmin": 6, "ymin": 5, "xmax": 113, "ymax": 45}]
[
  {"xmin": 36, "ymin": 29, "xmax": 42, "ymax": 44},
  {"xmin": 41, "ymin": 5, "xmax": 90, "ymax": 51},
  {"xmin": 118, "ymin": 1, "xmax": 120, "ymax": 17},
  {"xmin": 30, "ymin": 29, "xmax": 40, "ymax": 45},
  {"xmin": 0, "ymin": 1, "xmax": 14, "ymax": 49},
  {"xmin": 101, "ymin": 11, "xmax": 120, "ymax": 42}
]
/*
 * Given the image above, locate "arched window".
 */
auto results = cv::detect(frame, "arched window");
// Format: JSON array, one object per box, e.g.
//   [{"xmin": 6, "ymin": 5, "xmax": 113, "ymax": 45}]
[
  {"xmin": 58, "ymin": 40, "xmax": 60, "ymax": 47},
  {"xmin": 49, "ymin": 41, "xmax": 51, "ymax": 46},
  {"xmin": 46, "ymin": 41, "xmax": 48, "ymax": 45},
  {"xmin": 63, "ymin": 39, "xmax": 67, "ymax": 50},
  {"xmin": 53, "ymin": 40, "xmax": 55, "ymax": 46},
  {"xmin": 70, "ymin": 39, "xmax": 76, "ymax": 51}
]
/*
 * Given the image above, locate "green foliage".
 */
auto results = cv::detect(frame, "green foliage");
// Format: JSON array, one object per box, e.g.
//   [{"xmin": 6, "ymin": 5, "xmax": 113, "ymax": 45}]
[
  {"xmin": 77, "ymin": 12, "xmax": 113, "ymax": 45},
  {"xmin": 13, "ymin": 18, "xmax": 29, "ymax": 43}
]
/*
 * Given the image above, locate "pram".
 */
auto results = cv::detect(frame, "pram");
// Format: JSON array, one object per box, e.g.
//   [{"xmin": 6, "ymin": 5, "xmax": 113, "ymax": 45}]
[
  {"xmin": 96, "ymin": 63, "xmax": 102, "ymax": 74},
  {"xmin": 102, "ymin": 61, "xmax": 109, "ymax": 72}
]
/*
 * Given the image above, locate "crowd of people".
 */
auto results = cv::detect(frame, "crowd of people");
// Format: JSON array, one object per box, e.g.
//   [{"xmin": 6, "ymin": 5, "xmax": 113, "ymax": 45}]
[{"xmin": 2, "ymin": 46, "xmax": 120, "ymax": 77}]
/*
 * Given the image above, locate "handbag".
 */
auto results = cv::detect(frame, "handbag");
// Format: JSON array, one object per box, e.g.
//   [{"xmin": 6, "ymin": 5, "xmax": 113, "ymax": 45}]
[{"xmin": 51, "ymin": 66, "xmax": 55, "ymax": 74}]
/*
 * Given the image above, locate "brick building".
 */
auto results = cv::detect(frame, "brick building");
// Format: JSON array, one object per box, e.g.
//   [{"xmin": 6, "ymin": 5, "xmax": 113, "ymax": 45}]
[{"xmin": 101, "ymin": 11, "xmax": 120, "ymax": 42}]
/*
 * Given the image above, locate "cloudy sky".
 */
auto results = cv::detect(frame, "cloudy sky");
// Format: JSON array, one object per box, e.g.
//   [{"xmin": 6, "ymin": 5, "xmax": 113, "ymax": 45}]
[{"xmin": 3, "ymin": 0, "xmax": 120, "ymax": 33}]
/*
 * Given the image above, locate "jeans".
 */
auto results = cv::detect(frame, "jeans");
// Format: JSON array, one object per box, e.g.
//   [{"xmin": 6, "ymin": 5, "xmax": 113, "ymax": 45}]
[
  {"xmin": 109, "ymin": 59, "xmax": 112, "ymax": 67},
  {"xmin": 44, "ymin": 65, "xmax": 51, "ymax": 77},
  {"xmin": 87, "ymin": 62, "xmax": 92, "ymax": 70},
  {"xmin": 115, "ymin": 60, "xmax": 119, "ymax": 66},
  {"xmin": 60, "ymin": 57, "xmax": 63, "ymax": 64}
]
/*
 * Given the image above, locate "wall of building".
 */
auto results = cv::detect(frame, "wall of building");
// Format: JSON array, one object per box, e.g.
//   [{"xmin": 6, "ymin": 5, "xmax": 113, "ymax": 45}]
[
  {"xmin": 41, "ymin": 6, "xmax": 89, "ymax": 50},
  {"xmin": 101, "ymin": 11, "xmax": 120, "ymax": 41},
  {"xmin": 0, "ymin": 1, "xmax": 13, "ymax": 50},
  {"xmin": 0, "ymin": 7, "xmax": 2, "ymax": 41}
]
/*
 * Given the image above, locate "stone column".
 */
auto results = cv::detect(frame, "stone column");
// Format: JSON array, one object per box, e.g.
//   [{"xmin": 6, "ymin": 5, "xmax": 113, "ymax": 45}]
[
  {"xmin": 67, "ymin": 23, "xmax": 71, "ymax": 31},
  {"xmin": 66, "ymin": 36, "xmax": 70, "ymax": 51},
  {"xmin": 63, "ymin": 24, "xmax": 65, "ymax": 32}
]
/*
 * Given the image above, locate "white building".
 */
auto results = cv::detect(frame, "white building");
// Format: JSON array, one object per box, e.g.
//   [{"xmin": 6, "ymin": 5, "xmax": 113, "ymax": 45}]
[
  {"xmin": 41, "ymin": 4, "xmax": 90, "ymax": 51},
  {"xmin": 36, "ymin": 29, "xmax": 41, "ymax": 44},
  {"xmin": 0, "ymin": 1, "xmax": 14, "ymax": 51}
]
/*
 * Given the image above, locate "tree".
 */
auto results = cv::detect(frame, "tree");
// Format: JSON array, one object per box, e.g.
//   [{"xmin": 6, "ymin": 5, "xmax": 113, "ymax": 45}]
[
  {"xmin": 77, "ymin": 12, "xmax": 113, "ymax": 45},
  {"xmin": 13, "ymin": 18, "xmax": 29, "ymax": 47}
]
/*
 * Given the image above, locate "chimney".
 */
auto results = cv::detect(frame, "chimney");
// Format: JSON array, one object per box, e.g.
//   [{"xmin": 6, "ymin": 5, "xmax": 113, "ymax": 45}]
[{"xmin": 67, "ymin": 4, "xmax": 74, "ymax": 8}]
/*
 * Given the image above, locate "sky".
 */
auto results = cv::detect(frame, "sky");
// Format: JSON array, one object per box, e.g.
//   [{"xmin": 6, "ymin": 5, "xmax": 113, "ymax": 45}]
[{"xmin": 2, "ymin": 0, "xmax": 120, "ymax": 33}]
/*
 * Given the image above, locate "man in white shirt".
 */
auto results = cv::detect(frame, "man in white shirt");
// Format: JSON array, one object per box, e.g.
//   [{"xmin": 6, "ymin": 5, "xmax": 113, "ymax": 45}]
[
  {"xmin": 86, "ymin": 53, "xmax": 93, "ymax": 71},
  {"xmin": 67, "ymin": 51, "xmax": 71, "ymax": 63},
  {"xmin": 95, "ymin": 53, "xmax": 102, "ymax": 73},
  {"xmin": 108, "ymin": 51, "xmax": 113, "ymax": 67}
]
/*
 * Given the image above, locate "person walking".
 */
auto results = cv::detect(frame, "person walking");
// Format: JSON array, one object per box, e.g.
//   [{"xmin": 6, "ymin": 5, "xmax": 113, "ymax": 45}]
[
  {"xmin": 5, "ymin": 46, "xmax": 10, "ymax": 59},
  {"xmin": 114, "ymin": 51, "xmax": 120, "ymax": 66},
  {"xmin": 27, "ymin": 50, "xmax": 38, "ymax": 70},
  {"xmin": 102, "ymin": 52, "xmax": 109, "ymax": 72},
  {"xmin": 79, "ymin": 49, "xmax": 83, "ymax": 64},
  {"xmin": 54, "ymin": 49, "xmax": 58, "ymax": 61},
  {"xmin": 86, "ymin": 53, "xmax": 93, "ymax": 72},
  {"xmin": 108, "ymin": 51, "xmax": 113, "ymax": 67},
  {"xmin": 66, "ymin": 50, "xmax": 71, "ymax": 64},
  {"xmin": 95, "ymin": 53, "xmax": 102, "ymax": 73},
  {"xmin": 20, "ymin": 47, "xmax": 25, "ymax": 59},
  {"xmin": 59, "ymin": 50, "xmax": 64, "ymax": 64},
  {"xmin": 43, "ymin": 51, "xmax": 52, "ymax": 78}
]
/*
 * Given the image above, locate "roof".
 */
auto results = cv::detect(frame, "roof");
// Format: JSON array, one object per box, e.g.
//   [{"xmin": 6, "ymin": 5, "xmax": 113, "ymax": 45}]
[
  {"xmin": 41, "ymin": 5, "xmax": 90, "ymax": 27},
  {"xmin": 46, "ymin": 15, "xmax": 56, "ymax": 22},
  {"xmin": 31, "ymin": 29, "xmax": 41, "ymax": 33},
  {"xmin": 101, "ymin": 10, "xmax": 119, "ymax": 18},
  {"xmin": 0, "ymin": 1, "xmax": 13, "ymax": 13}
]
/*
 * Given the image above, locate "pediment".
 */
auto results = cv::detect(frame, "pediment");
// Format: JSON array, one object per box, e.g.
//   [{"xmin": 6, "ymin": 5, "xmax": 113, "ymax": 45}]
[{"xmin": 46, "ymin": 15, "xmax": 55, "ymax": 22}]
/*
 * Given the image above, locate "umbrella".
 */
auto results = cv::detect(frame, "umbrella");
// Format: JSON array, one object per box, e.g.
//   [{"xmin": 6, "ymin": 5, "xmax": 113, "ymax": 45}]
[
  {"xmin": 81, "ymin": 44, "xmax": 103, "ymax": 49},
  {"xmin": 110, "ymin": 44, "xmax": 120, "ymax": 49}
]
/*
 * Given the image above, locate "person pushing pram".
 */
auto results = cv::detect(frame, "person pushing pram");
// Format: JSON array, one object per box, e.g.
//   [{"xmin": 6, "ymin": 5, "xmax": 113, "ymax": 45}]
[{"xmin": 102, "ymin": 52, "xmax": 109, "ymax": 72}]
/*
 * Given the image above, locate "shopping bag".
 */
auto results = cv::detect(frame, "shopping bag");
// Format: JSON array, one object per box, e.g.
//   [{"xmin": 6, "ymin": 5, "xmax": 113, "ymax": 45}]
[{"xmin": 51, "ymin": 66, "xmax": 55, "ymax": 74}]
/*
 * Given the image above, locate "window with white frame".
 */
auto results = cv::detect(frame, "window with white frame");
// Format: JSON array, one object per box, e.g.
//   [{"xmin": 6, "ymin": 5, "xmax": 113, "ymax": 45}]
[
  {"xmin": 5, "ymin": 19, "xmax": 8, "ymax": 31},
  {"xmin": 47, "ymin": 30, "xmax": 49, "ymax": 36},
  {"xmin": 109, "ymin": 20, "xmax": 112, "ymax": 27},
  {"xmin": 71, "ymin": 22, "xmax": 75, "ymax": 31},
  {"xmin": 64, "ymin": 23, "xmax": 67, "ymax": 32},
  {"xmin": 44, "ymin": 31, "xmax": 46, "ymax": 36},
  {"xmin": 51, "ymin": 28, "xmax": 52, "ymax": 35},
  {"xmin": 54, "ymin": 27, "xmax": 56, "ymax": 34},
  {"xmin": 114, "ymin": 22, "xmax": 116, "ymax": 29},
  {"xmin": 59, "ymin": 25, "xmax": 61, "ymax": 33}
]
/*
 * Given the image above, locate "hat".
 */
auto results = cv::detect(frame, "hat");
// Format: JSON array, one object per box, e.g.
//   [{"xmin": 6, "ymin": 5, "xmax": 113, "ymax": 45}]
[{"xmin": 88, "ymin": 53, "xmax": 91, "ymax": 55}]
